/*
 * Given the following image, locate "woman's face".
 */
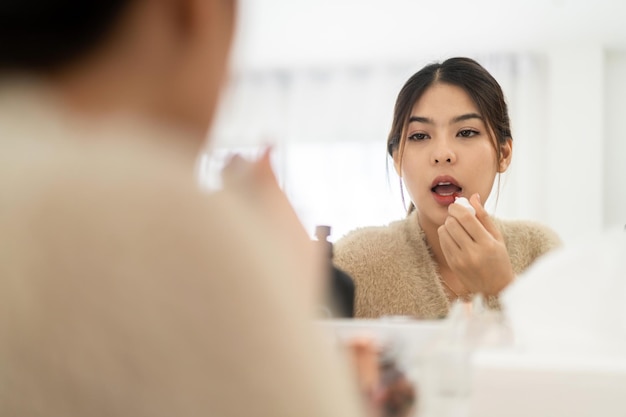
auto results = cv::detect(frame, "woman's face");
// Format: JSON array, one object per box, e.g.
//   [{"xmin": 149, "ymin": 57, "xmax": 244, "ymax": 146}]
[{"xmin": 393, "ymin": 82, "xmax": 511, "ymax": 229}]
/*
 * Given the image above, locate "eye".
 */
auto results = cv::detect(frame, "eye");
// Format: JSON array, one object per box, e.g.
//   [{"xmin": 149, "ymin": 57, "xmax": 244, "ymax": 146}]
[
  {"xmin": 408, "ymin": 132, "xmax": 429, "ymax": 141},
  {"xmin": 458, "ymin": 129, "xmax": 479, "ymax": 138}
]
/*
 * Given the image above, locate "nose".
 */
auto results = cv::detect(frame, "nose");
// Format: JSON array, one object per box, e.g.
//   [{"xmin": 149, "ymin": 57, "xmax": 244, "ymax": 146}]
[{"xmin": 431, "ymin": 138, "xmax": 456, "ymax": 165}]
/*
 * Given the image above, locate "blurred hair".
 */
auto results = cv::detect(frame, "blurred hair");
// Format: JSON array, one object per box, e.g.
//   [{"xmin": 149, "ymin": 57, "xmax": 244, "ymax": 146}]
[
  {"xmin": 0, "ymin": 1, "xmax": 132, "ymax": 73},
  {"xmin": 387, "ymin": 57, "xmax": 512, "ymax": 213}
]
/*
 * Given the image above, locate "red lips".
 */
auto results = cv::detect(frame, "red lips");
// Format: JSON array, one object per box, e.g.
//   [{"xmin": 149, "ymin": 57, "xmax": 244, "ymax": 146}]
[{"xmin": 431, "ymin": 175, "xmax": 462, "ymax": 206}]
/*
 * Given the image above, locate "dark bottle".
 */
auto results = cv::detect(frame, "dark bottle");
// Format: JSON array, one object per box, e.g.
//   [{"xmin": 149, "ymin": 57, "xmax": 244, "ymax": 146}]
[{"xmin": 314, "ymin": 225, "xmax": 355, "ymax": 318}]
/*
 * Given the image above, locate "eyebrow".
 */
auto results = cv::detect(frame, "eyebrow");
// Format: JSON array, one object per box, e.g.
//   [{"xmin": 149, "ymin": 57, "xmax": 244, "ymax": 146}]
[{"xmin": 408, "ymin": 113, "xmax": 483, "ymax": 125}]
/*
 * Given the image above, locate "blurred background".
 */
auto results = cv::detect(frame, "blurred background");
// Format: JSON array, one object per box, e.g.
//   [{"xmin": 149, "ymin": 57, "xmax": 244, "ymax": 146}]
[{"xmin": 200, "ymin": 0, "xmax": 626, "ymax": 245}]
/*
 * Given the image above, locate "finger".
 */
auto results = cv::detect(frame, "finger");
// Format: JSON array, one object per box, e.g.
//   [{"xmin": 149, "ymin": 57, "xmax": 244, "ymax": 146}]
[
  {"xmin": 447, "ymin": 202, "xmax": 486, "ymax": 242},
  {"xmin": 442, "ymin": 215, "xmax": 474, "ymax": 248},
  {"xmin": 438, "ymin": 224, "xmax": 461, "ymax": 256},
  {"xmin": 252, "ymin": 147, "xmax": 280, "ymax": 187},
  {"xmin": 470, "ymin": 193, "xmax": 503, "ymax": 241},
  {"xmin": 222, "ymin": 153, "xmax": 246, "ymax": 173},
  {"xmin": 261, "ymin": 144, "xmax": 274, "ymax": 157},
  {"xmin": 221, "ymin": 154, "xmax": 251, "ymax": 186}
]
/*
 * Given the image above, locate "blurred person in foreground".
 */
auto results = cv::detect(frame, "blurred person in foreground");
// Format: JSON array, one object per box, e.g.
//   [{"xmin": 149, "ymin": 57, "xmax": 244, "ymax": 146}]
[{"xmin": 0, "ymin": 1, "xmax": 364, "ymax": 416}]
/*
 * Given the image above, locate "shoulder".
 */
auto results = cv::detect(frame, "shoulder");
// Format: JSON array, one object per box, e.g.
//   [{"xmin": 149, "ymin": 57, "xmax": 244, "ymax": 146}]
[
  {"xmin": 332, "ymin": 213, "xmax": 431, "ymax": 286},
  {"xmin": 496, "ymin": 218, "xmax": 562, "ymax": 250},
  {"xmin": 1, "ymin": 150, "xmax": 365, "ymax": 416},
  {"xmin": 494, "ymin": 218, "xmax": 562, "ymax": 269},
  {"xmin": 334, "ymin": 216, "xmax": 416, "ymax": 264},
  {"xmin": 3, "ymin": 138, "xmax": 317, "ymax": 317},
  {"xmin": 3, "ymin": 136, "xmax": 270, "ymax": 279}
]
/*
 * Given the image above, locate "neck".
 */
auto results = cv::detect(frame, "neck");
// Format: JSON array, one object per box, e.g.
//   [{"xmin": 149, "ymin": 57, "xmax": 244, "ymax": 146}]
[
  {"xmin": 417, "ymin": 212, "xmax": 449, "ymax": 270},
  {"xmin": 45, "ymin": 0, "xmax": 208, "ymax": 145},
  {"xmin": 52, "ymin": 53, "xmax": 169, "ymax": 127}
]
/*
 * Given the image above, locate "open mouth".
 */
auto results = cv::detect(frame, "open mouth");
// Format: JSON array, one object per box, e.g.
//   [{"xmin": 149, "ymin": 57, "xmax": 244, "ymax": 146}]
[
  {"xmin": 431, "ymin": 180, "xmax": 462, "ymax": 197},
  {"xmin": 430, "ymin": 176, "xmax": 463, "ymax": 206}
]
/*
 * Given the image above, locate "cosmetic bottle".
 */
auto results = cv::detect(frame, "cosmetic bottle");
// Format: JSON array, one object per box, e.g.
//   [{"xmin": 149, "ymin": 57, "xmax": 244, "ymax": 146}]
[{"xmin": 314, "ymin": 225, "xmax": 355, "ymax": 318}]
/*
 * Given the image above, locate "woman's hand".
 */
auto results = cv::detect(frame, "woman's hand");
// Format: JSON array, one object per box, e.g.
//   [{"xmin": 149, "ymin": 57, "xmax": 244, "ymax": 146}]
[{"xmin": 437, "ymin": 193, "xmax": 514, "ymax": 296}]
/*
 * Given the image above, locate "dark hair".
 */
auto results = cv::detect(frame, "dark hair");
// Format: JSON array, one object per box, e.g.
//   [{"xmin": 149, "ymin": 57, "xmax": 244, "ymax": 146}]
[
  {"xmin": 387, "ymin": 57, "xmax": 512, "ymax": 158},
  {"xmin": 386, "ymin": 57, "xmax": 512, "ymax": 213},
  {"xmin": 0, "ymin": 1, "xmax": 132, "ymax": 73}
]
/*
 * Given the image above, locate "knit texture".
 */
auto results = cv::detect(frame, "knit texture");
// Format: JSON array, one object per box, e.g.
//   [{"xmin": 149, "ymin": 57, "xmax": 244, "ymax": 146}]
[{"xmin": 333, "ymin": 210, "xmax": 561, "ymax": 319}]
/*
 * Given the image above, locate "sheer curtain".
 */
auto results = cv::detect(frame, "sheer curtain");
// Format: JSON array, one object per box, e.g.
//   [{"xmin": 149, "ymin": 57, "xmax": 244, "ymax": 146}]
[{"xmin": 200, "ymin": 54, "xmax": 547, "ymax": 241}]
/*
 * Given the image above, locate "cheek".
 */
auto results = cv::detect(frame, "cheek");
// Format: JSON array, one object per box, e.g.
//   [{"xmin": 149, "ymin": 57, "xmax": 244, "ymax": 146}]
[
  {"xmin": 400, "ymin": 164, "xmax": 427, "ymax": 202},
  {"xmin": 477, "ymin": 170, "xmax": 497, "ymax": 196},
  {"xmin": 399, "ymin": 148, "xmax": 431, "ymax": 201},
  {"xmin": 469, "ymin": 142, "xmax": 499, "ymax": 172},
  {"xmin": 470, "ymin": 147, "xmax": 499, "ymax": 195}
]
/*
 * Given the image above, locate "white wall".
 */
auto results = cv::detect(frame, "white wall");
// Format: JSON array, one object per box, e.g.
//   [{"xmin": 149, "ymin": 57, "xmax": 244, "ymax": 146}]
[
  {"xmin": 204, "ymin": 2, "xmax": 626, "ymax": 245},
  {"xmin": 604, "ymin": 50, "xmax": 626, "ymax": 231},
  {"xmin": 232, "ymin": 0, "xmax": 626, "ymax": 71},
  {"xmin": 545, "ymin": 46, "xmax": 605, "ymax": 243}
]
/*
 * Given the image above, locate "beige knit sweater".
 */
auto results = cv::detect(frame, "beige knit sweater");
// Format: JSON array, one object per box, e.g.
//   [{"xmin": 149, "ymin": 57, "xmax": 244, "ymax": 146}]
[{"xmin": 333, "ymin": 210, "xmax": 561, "ymax": 319}]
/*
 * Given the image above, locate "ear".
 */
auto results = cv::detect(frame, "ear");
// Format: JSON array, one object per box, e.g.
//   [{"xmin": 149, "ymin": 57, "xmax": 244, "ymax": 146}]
[
  {"xmin": 164, "ymin": 0, "xmax": 236, "ymax": 135},
  {"xmin": 171, "ymin": 0, "xmax": 233, "ymax": 45},
  {"xmin": 497, "ymin": 138, "xmax": 513, "ymax": 173}
]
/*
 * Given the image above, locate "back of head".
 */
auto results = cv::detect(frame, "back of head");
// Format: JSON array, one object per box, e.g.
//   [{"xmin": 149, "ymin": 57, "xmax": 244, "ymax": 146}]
[
  {"xmin": 0, "ymin": 0, "xmax": 238, "ymax": 141},
  {"xmin": 0, "ymin": 1, "xmax": 132, "ymax": 74}
]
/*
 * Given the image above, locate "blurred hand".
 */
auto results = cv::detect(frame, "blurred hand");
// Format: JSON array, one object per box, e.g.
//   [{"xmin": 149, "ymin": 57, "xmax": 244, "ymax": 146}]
[
  {"xmin": 345, "ymin": 337, "xmax": 416, "ymax": 417},
  {"xmin": 437, "ymin": 193, "xmax": 514, "ymax": 296},
  {"xmin": 221, "ymin": 147, "xmax": 325, "ymax": 310}
]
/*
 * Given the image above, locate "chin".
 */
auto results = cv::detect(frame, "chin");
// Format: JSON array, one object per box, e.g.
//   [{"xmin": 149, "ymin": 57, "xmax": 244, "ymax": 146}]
[{"xmin": 416, "ymin": 208, "xmax": 447, "ymax": 230}]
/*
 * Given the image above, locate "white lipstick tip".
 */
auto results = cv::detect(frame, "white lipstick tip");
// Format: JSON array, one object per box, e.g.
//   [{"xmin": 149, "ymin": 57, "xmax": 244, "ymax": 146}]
[{"xmin": 454, "ymin": 196, "xmax": 476, "ymax": 215}]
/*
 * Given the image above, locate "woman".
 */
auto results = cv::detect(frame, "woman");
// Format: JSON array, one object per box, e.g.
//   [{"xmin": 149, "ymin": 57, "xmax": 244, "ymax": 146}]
[
  {"xmin": 334, "ymin": 57, "xmax": 561, "ymax": 319},
  {"xmin": 0, "ymin": 1, "xmax": 363, "ymax": 416}
]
